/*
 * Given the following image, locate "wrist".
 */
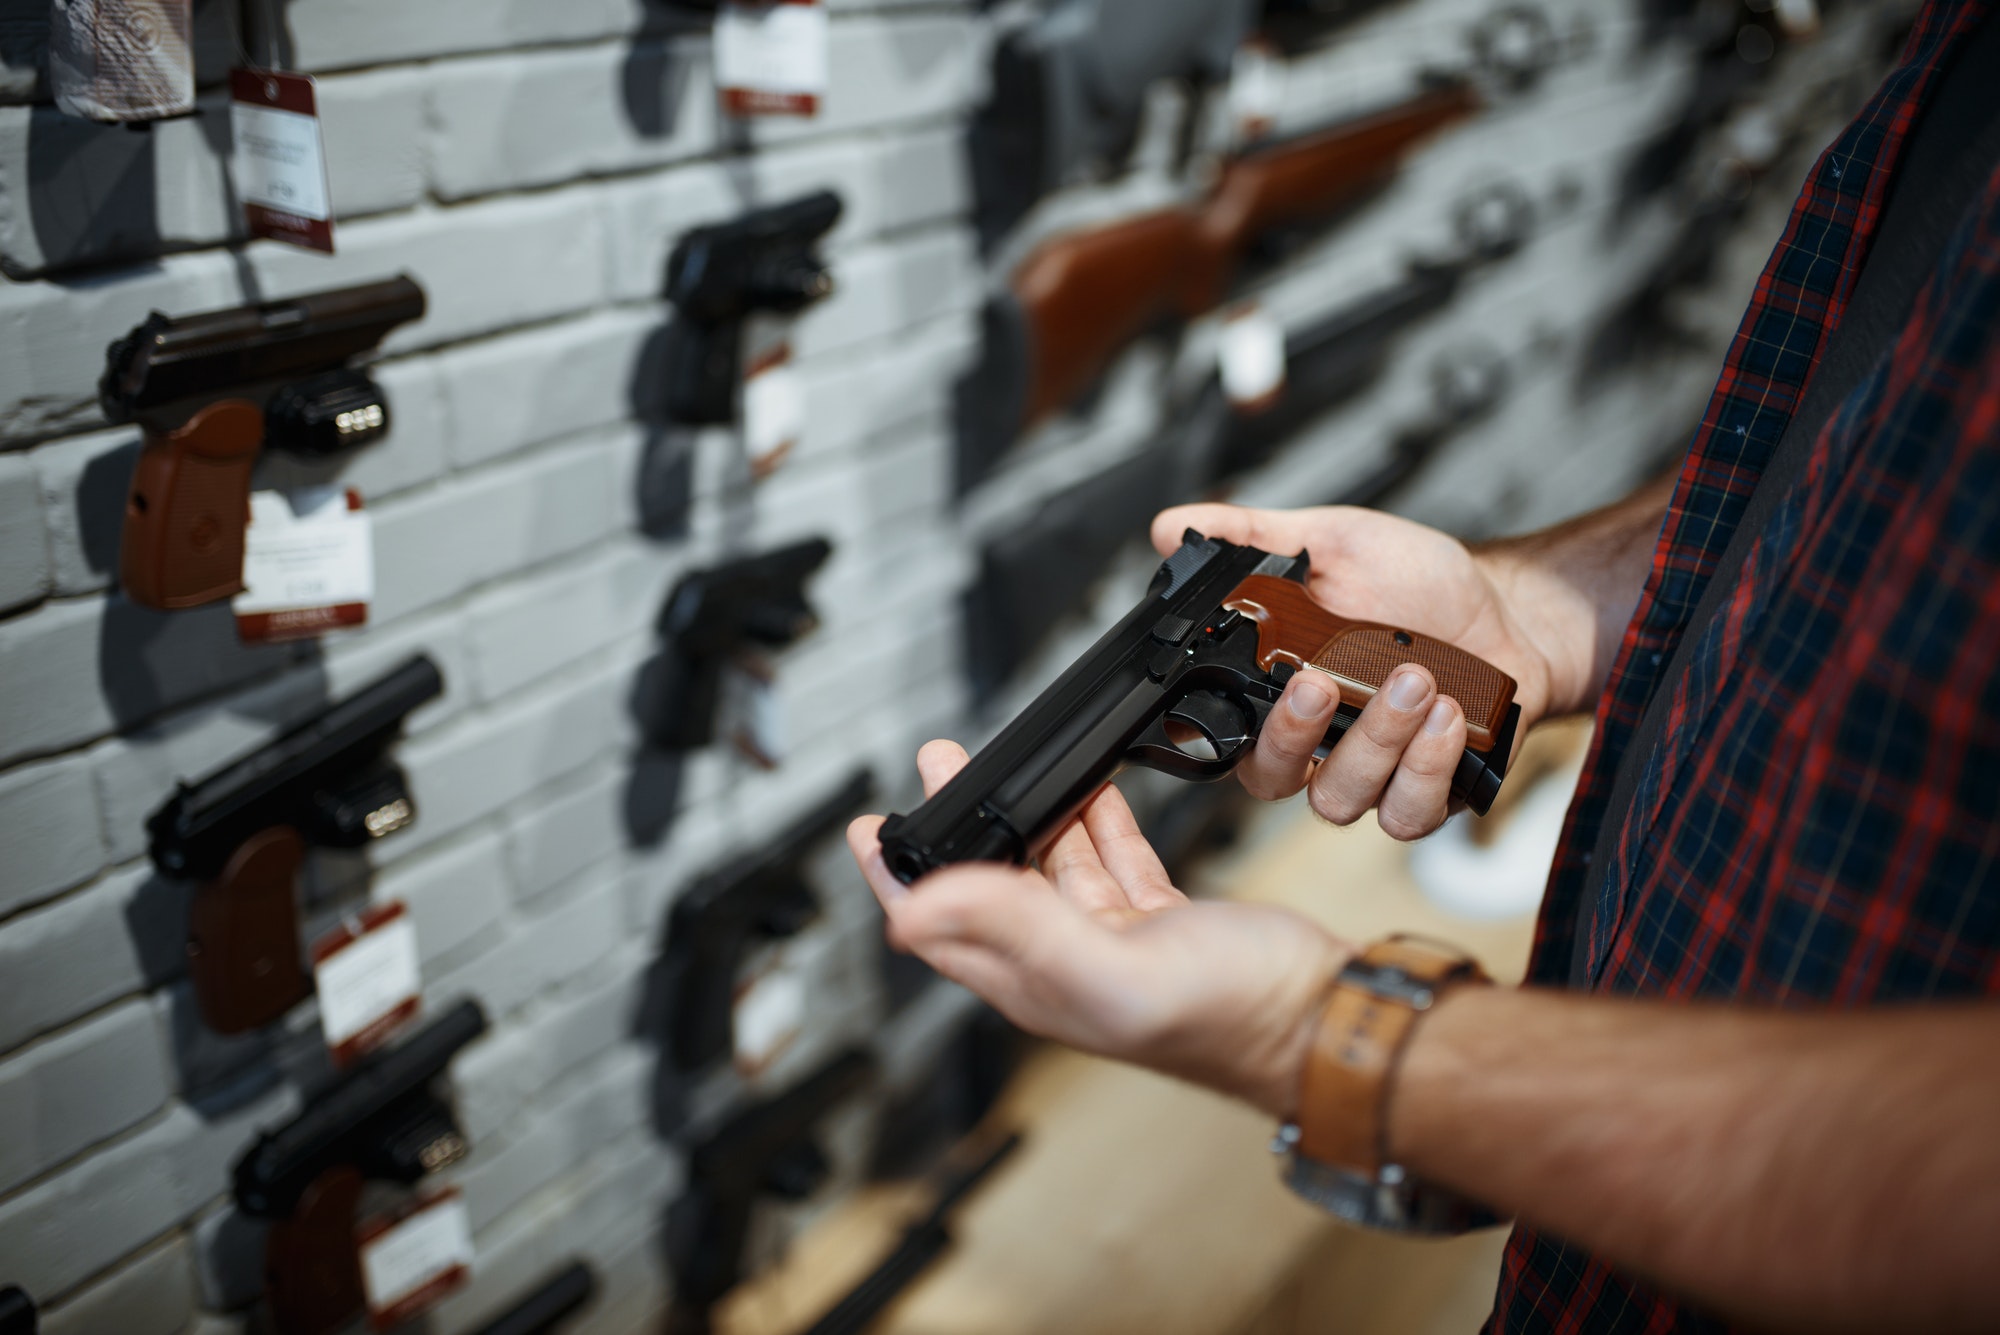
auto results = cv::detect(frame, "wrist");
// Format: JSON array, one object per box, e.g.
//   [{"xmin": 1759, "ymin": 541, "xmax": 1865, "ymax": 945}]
[
  {"xmin": 1472, "ymin": 544, "xmax": 1595, "ymax": 721},
  {"xmin": 1255, "ymin": 928, "xmax": 1350, "ymax": 1120}
]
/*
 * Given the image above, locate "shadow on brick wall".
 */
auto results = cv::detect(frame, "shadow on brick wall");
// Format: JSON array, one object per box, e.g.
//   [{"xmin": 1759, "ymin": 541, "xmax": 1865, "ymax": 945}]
[{"xmin": 620, "ymin": 32, "xmax": 703, "ymax": 140}]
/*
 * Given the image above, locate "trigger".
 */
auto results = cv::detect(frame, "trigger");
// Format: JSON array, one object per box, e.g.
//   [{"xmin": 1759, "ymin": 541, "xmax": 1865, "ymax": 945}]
[{"xmin": 1165, "ymin": 691, "xmax": 1257, "ymax": 759}]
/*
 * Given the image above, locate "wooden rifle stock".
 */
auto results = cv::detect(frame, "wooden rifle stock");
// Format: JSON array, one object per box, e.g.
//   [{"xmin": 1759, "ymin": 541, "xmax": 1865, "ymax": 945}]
[{"xmin": 1017, "ymin": 80, "xmax": 1479, "ymax": 426}]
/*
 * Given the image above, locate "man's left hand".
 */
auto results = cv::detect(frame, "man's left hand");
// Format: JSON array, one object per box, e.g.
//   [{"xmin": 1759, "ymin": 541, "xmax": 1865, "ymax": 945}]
[{"xmin": 848, "ymin": 739, "xmax": 1349, "ymax": 1117}]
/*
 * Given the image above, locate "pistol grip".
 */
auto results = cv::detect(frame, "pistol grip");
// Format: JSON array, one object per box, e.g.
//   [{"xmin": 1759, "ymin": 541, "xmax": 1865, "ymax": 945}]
[
  {"xmin": 264, "ymin": 1166, "xmax": 366, "ymax": 1335},
  {"xmin": 187, "ymin": 825, "xmax": 312, "ymax": 1034},
  {"xmin": 666, "ymin": 317, "xmax": 743, "ymax": 425},
  {"xmin": 120, "ymin": 399, "xmax": 264, "ymax": 610}
]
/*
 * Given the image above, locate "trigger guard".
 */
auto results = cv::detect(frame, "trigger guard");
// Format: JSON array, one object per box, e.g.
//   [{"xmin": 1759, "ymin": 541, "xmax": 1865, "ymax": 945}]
[{"xmin": 1125, "ymin": 693, "xmax": 1257, "ymax": 780}]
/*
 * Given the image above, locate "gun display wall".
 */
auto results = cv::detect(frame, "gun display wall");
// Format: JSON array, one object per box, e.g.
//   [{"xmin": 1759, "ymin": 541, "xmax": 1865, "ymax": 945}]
[{"xmin": 0, "ymin": 0, "xmax": 1907, "ymax": 1331}]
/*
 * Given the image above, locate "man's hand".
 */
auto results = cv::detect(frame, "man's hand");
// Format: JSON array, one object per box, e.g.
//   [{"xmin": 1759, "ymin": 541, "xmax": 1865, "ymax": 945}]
[
  {"xmin": 1151, "ymin": 502, "xmax": 1567, "ymax": 840},
  {"xmin": 849, "ymin": 739, "xmax": 1348, "ymax": 1117}
]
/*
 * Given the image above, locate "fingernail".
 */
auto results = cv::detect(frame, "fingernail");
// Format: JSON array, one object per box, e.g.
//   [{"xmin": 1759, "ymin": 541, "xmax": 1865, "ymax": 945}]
[
  {"xmin": 1288, "ymin": 676, "xmax": 1332, "ymax": 717},
  {"xmin": 1389, "ymin": 670, "xmax": 1429, "ymax": 711},
  {"xmin": 1424, "ymin": 699, "xmax": 1454, "ymax": 734}
]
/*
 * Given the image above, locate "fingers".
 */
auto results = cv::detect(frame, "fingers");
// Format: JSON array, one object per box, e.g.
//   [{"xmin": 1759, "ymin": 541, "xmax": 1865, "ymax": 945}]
[
  {"xmin": 1376, "ymin": 697, "xmax": 1466, "ymax": 840},
  {"xmin": 1077, "ymin": 784, "xmax": 1186, "ymax": 912},
  {"xmin": 1150, "ymin": 503, "xmax": 1325, "ymax": 560},
  {"xmin": 1307, "ymin": 665, "xmax": 1443, "ymax": 829},
  {"xmin": 915, "ymin": 738, "xmax": 971, "ymax": 797},
  {"xmin": 1237, "ymin": 671, "xmax": 1342, "ymax": 800},
  {"xmin": 848, "ymin": 813, "xmax": 910, "ymax": 907},
  {"xmin": 1039, "ymin": 807, "xmax": 1136, "ymax": 918}
]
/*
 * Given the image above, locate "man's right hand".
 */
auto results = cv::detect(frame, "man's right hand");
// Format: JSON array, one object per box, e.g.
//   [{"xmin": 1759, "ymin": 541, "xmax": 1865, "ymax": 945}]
[{"xmin": 1151, "ymin": 499, "xmax": 1639, "ymax": 840}]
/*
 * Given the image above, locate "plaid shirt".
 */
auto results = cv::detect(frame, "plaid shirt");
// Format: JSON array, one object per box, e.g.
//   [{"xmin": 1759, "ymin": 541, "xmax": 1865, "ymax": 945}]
[{"xmin": 1493, "ymin": 2, "xmax": 2000, "ymax": 1328}]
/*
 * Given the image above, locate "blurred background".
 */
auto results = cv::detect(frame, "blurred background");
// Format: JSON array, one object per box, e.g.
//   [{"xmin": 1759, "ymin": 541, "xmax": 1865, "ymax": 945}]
[{"xmin": 0, "ymin": 0, "xmax": 1911, "ymax": 1331}]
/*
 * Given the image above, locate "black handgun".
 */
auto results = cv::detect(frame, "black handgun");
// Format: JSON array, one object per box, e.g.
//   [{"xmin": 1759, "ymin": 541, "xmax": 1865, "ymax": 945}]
[
  {"xmin": 147, "ymin": 655, "xmax": 444, "ymax": 1035},
  {"xmin": 473, "ymin": 1262, "xmax": 597, "ymax": 1335},
  {"xmin": 100, "ymin": 276, "xmax": 426, "ymax": 610},
  {"xmin": 882, "ymin": 531, "xmax": 1521, "ymax": 882},
  {"xmin": 663, "ymin": 191, "xmax": 842, "ymax": 424},
  {"xmin": 663, "ymin": 770, "xmax": 874, "ymax": 1072},
  {"xmin": 666, "ymin": 1048, "xmax": 876, "ymax": 1333},
  {"xmin": 236, "ymin": 1000, "xmax": 486, "ymax": 1335},
  {"xmin": 638, "ymin": 538, "xmax": 833, "ymax": 751}
]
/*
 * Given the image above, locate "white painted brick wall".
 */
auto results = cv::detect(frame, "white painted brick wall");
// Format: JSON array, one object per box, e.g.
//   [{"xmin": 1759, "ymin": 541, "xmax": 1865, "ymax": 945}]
[{"xmin": 0, "ymin": 0, "xmax": 1859, "ymax": 1327}]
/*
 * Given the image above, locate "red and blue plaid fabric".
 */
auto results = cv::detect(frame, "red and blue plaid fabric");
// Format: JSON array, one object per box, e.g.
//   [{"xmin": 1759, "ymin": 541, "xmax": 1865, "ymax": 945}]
[{"xmin": 1493, "ymin": 2, "xmax": 2000, "ymax": 1328}]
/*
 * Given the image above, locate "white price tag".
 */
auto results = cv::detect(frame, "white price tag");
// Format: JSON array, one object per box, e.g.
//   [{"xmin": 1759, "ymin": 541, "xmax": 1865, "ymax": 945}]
[
  {"xmin": 311, "ymin": 903, "xmax": 422, "ymax": 1067},
  {"xmin": 724, "ymin": 659, "xmax": 788, "ymax": 769},
  {"xmin": 234, "ymin": 487, "xmax": 373, "ymax": 643},
  {"xmin": 734, "ymin": 952, "xmax": 808, "ymax": 1075},
  {"xmin": 358, "ymin": 1190, "xmax": 473, "ymax": 1330},
  {"xmin": 230, "ymin": 69, "xmax": 335, "ymax": 253},
  {"xmin": 716, "ymin": 0, "xmax": 830, "ymax": 117},
  {"xmin": 744, "ymin": 345, "xmax": 805, "ymax": 477},
  {"xmin": 1229, "ymin": 42, "xmax": 1283, "ymax": 143},
  {"xmin": 1218, "ymin": 306, "xmax": 1286, "ymax": 410}
]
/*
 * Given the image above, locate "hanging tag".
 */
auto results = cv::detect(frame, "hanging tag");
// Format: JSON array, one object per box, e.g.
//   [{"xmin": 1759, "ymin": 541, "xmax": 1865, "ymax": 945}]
[
  {"xmin": 50, "ymin": 0, "xmax": 195, "ymax": 122},
  {"xmin": 743, "ymin": 344, "xmax": 805, "ymax": 479},
  {"xmin": 234, "ymin": 487, "xmax": 373, "ymax": 644},
  {"xmin": 1218, "ymin": 306, "xmax": 1286, "ymax": 412},
  {"xmin": 724, "ymin": 657, "xmax": 788, "ymax": 769},
  {"xmin": 310, "ymin": 902, "xmax": 422, "ymax": 1068},
  {"xmin": 734, "ymin": 948, "xmax": 809, "ymax": 1076},
  {"xmin": 357, "ymin": 1189, "xmax": 474, "ymax": 1331},
  {"xmin": 1228, "ymin": 41, "xmax": 1283, "ymax": 144},
  {"xmin": 230, "ymin": 69, "xmax": 336, "ymax": 254},
  {"xmin": 715, "ymin": 0, "xmax": 830, "ymax": 118}
]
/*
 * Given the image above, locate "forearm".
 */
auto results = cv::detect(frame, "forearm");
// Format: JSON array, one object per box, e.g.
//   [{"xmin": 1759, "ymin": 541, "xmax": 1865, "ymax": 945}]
[
  {"xmin": 1392, "ymin": 987, "xmax": 2000, "ymax": 1332},
  {"xmin": 1474, "ymin": 471, "xmax": 1675, "ymax": 718}
]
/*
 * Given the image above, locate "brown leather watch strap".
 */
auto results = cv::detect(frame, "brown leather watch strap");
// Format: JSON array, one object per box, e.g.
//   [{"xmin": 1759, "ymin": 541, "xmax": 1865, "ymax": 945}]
[{"xmin": 1294, "ymin": 936, "xmax": 1489, "ymax": 1175}]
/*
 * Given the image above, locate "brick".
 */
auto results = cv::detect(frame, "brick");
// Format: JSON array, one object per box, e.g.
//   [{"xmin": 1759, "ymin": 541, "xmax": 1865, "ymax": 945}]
[
  {"xmin": 191, "ymin": 1201, "xmax": 266, "ymax": 1312},
  {"xmin": 265, "ymin": 0, "xmax": 650, "ymax": 73},
  {"xmin": 372, "ymin": 828, "xmax": 513, "ymax": 972},
  {"xmin": 317, "ymin": 66, "xmax": 431, "ymax": 219},
  {"xmin": 0, "ymin": 1085, "xmax": 294, "ymax": 1301},
  {"xmin": 369, "ymin": 428, "xmax": 626, "ymax": 626},
  {"xmin": 0, "ymin": 752, "xmax": 106, "ymax": 916},
  {"xmin": 425, "ymin": 39, "xmax": 719, "ymax": 202},
  {"xmin": 449, "ymin": 953, "xmax": 646, "ymax": 1145},
  {"xmin": 148, "ymin": 980, "xmax": 309, "ymax": 1108},
  {"xmin": 0, "ymin": 450, "xmax": 46, "ymax": 610},
  {"xmin": 31, "ymin": 424, "xmax": 141, "ymax": 598},
  {"xmin": 0, "ymin": 998, "xmax": 170, "ymax": 1195},
  {"xmin": 449, "ymin": 1045, "xmax": 649, "ymax": 1234},
  {"xmin": 503, "ymin": 764, "xmax": 627, "ymax": 907},
  {"xmin": 39, "ymin": 1233, "xmax": 196, "ymax": 1335},
  {"xmin": 424, "ymin": 865, "xmax": 624, "ymax": 1023},
  {"xmin": 790, "ymin": 227, "xmax": 978, "ymax": 362},
  {"xmin": 0, "ymin": 591, "xmax": 308, "ymax": 767},
  {"xmin": 397, "ymin": 659, "xmax": 631, "ymax": 856},
  {"xmin": 0, "ymin": 863, "xmax": 187, "ymax": 1055},
  {"xmin": 0, "ymin": 99, "xmax": 235, "ymax": 278},
  {"xmin": 463, "ymin": 543, "xmax": 675, "ymax": 703},
  {"xmin": 435, "ymin": 309, "xmax": 657, "ymax": 471}
]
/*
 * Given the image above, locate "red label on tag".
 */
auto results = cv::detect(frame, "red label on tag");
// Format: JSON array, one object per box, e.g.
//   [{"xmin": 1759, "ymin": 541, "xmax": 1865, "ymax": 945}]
[
  {"xmin": 230, "ymin": 69, "xmax": 336, "ymax": 254},
  {"xmin": 716, "ymin": 0, "xmax": 829, "ymax": 118}
]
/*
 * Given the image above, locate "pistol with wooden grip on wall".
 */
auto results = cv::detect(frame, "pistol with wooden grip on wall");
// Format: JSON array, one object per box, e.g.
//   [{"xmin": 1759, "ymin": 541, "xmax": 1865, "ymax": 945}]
[
  {"xmin": 880, "ymin": 531, "xmax": 1519, "ymax": 882},
  {"xmin": 146, "ymin": 654, "xmax": 443, "ymax": 1034},
  {"xmin": 100, "ymin": 275, "xmax": 426, "ymax": 610},
  {"xmin": 958, "ymin": 79, "xmax": 1481, "ymax": 481},
  {"xmin": 234, "ymin": 1001, "xmax": 486, "ymax": 1335}
]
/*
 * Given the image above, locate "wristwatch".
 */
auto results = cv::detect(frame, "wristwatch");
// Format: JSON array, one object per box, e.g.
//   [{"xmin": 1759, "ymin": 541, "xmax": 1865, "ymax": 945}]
[{"xmin": 1274, "ymin": 934, "xmax": 1502, "ymax": 1233}]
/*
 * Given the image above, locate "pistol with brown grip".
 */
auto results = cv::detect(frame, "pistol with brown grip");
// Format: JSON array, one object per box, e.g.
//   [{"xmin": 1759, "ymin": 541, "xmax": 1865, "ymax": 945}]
[
  {"xmin": 100, "ymin": 276, "xmax": 426, "ymax": 610},
  {"xmin": 879, "ymin": 531, "xmax": 1519, "ymax": 882},
  {"xmin": 958, "ymin": 79, "xmax": 1479, "ymax": 482},
  {"xmin": 146, "ymin": 655, "xmax": 443, "ymax": 1034}
]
